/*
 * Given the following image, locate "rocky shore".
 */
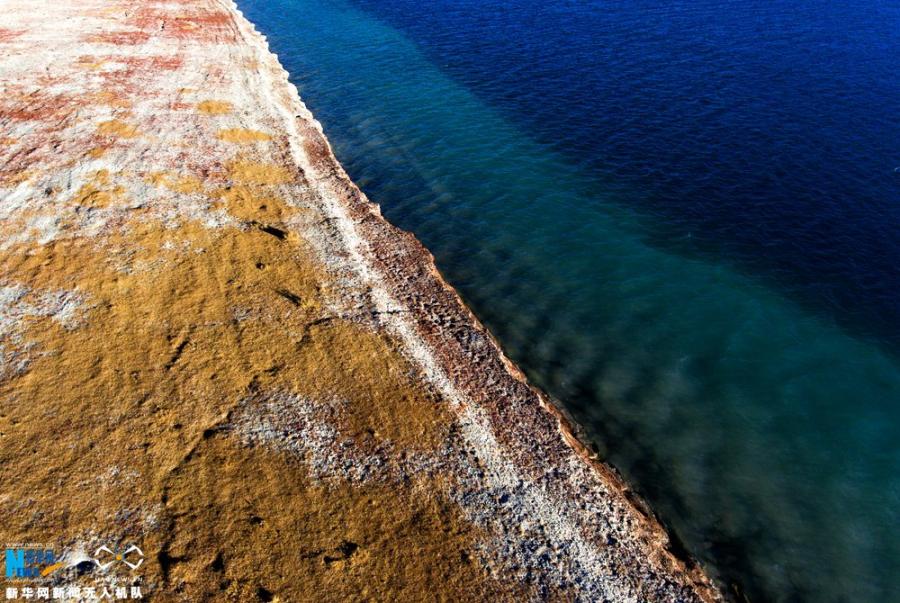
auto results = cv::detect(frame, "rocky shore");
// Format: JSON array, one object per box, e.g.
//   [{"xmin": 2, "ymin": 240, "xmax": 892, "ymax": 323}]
[{"xmin": 0, "ymin": 0, "xmax": 721, "ymax": 600}]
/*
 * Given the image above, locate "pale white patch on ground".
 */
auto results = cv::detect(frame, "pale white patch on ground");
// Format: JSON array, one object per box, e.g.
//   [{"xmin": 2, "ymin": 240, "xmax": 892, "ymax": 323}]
[
  {"xmin": 0, "ymin": 283, "xmax": 89, "ymax": 377},
  {"xmin": 229, "ymin": 390, "xmax": 438, "ymax": 485}
]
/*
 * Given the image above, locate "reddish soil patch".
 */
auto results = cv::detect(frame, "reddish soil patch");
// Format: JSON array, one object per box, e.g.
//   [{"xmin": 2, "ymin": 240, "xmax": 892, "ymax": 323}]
[
  {"xmin": 87, "ymin": 30, "xmax": 151, "ymax": 45},
  {"xmin": 149, "ymin": 55, "xmax": 184, "ymax": 71},
  {"xmin": 132, "ymin": 6, "xmax": 237, "ymax": 43},
  {"xmin": 0, "ymin": 28, "xmax": 24, "ymax": 42},
  {"xmin": 0, "ymin": 93, "xmax": 80, "ymax": 123}
]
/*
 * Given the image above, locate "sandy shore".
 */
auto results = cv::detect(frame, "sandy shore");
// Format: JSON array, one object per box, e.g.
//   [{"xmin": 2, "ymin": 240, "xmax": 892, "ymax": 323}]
[{"xmin": 0, "ymin": 0, "xmax": 720, "ymax": 600}]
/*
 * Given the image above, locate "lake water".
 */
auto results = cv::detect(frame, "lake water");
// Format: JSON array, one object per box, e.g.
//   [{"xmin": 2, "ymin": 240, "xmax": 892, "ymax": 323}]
[{"xmin": 237, "ymin": 1, "xmax": 900, "ymax": 600}]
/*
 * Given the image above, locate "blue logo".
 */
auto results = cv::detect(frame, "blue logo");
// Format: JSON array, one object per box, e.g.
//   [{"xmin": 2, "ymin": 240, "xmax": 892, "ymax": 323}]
[{"xmin": 4, "ymin": 548, "xmax": 57, "ymax": 579}]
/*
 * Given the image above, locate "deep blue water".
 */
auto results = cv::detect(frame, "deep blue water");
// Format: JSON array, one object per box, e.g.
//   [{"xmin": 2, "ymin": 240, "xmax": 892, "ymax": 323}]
[
  {"xmin": 350, "ymin": 0, "xmax": 900, "ymax": 353},
  {"xmin": 238, "ymin": 1, "xmax": 900, "ymax": 601}
]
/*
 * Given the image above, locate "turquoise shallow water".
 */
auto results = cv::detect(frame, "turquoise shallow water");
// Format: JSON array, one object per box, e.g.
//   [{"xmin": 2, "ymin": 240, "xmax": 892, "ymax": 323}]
[{"xmin": 238, "ymin": 1, "xmax": 900, "ymax": 601}]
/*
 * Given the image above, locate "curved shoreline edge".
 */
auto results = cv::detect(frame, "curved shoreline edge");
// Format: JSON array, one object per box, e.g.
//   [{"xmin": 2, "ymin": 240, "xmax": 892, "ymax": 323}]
[
  {"xmin": 224, "ymin": 1, "xmax": 722, "ymax": 600},
  {"xmin": 0, "ymin": 0, "xmax": 722, "ymax": 599}
]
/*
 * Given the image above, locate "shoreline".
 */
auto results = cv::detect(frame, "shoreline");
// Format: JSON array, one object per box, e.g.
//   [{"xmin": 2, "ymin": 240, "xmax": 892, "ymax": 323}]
[
  {"xmin": 0, "ymin": 0, "xmax": 722, "ymax": 599},
  {"xmin": 229, "ymin": 1, "xmax": 723, "ymax": 599}
]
